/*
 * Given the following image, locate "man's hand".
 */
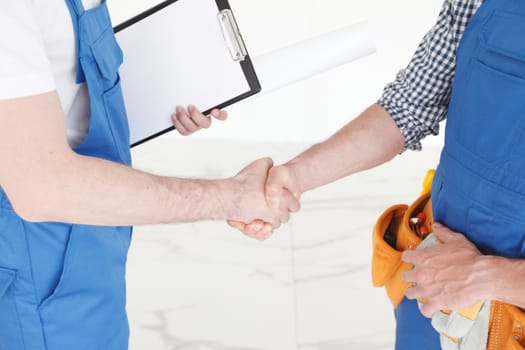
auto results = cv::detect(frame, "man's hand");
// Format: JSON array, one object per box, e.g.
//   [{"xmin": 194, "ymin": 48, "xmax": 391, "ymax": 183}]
[
  {"xmin": 265, "ymin": 164, "xmax": 302, "ymax": 209},
  {"xmin": 228, "ymin": 164, "xmax": 302, "ymax": 239},
  {"xmin": 172, "ymin": 105, "xmax": 227, "ymax": 136},
  {"xmin": 225, "ymin": 158, "xmax": 301, "ymax": 241},
  {"xmin": 402, "ymin": 223, "xmax": 486, "ymax": 317}
]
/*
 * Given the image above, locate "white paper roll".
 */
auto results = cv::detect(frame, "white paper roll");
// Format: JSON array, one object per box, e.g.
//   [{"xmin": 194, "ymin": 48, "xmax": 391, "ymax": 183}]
[{"xmin": 252, "ymin": 21, "xmax": 376, "ymax": 95}]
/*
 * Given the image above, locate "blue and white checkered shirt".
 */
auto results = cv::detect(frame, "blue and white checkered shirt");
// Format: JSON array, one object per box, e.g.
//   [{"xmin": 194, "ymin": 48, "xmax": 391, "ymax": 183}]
[{"xmin": 378, "ymin": 0, "xmax": 484, "ymax": 150}]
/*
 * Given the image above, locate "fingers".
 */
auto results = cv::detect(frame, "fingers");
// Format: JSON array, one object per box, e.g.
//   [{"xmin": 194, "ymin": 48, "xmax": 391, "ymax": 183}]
[
  {"xmin": 227, "ymin": 220, "xmax": 246, "ymax": 231},
  {"xmin": 227, "ymin": 188, "xmax": 295, "ymax": 241},
  {"xmin": 172, "ymin": 105, "xmax": 206, "ymax": 135},
  {"xmin": 275, "ymin": 209, "xmax": 290, "ymax": 227},
  {"xmin": 243, "ymin": 220, "xmax": 265, "ymax": 234},
  {"xmin": 281, "ymin": 189, "xmax": 301, "ymax": 213},
  {"xmin": 403, "ymin": 270, "xmax": 435, "ymax": 318},
  {"xmin": 172, "ymin": 105, "xmax": 228, "ymax": 136},
  {"xmin": 402, "ymin": 265, "xmax": 423, "ymax": 295},
  {"xmin": 402, "ymin": 267, "xmax": 416, "ymax": 285},
  {"xmin": 238, "ymin": 157, "xmax": 274, "ymax": 177},
  {"xmin": 404, "ymin": 284, "xmax": 425, "ymax": 301},
  {"xmin": 229, "ymin": 219, "xmax": 274, "ymax": 241},
  {"xmin": 262, "ymin": 188, "xmax": 296, "ymax": 228},
  {"xmin": 172, "ymin": 109, "xmax": 190, "ymax": 135},
  {"xmin": 432, "ymin": 222, "xmax": 464, "ymax": 244},
  {"xmin": 210, "ymin": 108, "xmax": 228, "ymax": 121},
  {"xmin": 402, "ymin": 250, "xmax": 426, "ymax": 266},
  {"xmin": 419, "ymin": 301, "xmax": 439, "ymax": 318},
  {"xmin": 265, "ymin": 183, "xmax": 283, "ymax": 209},
  {"xmin": 230, "ymin": 160, "xmax": 301, "ymax": 240}
]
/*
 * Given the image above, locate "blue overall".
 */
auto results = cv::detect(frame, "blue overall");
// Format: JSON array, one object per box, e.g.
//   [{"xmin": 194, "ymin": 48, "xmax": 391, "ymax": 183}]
[
  {"xmin": 395, "ymin": 0, "xmax": 525, "ymax": 348},
  {"xmin": 0, "ymin": 1, "xmax": 132, "ymax": 349}
]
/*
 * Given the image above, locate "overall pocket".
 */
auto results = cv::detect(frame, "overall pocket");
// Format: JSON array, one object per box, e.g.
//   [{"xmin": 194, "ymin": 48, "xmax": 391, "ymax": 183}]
[
  {"xmin": 480, "ymin": 11, "xmax": 525, "ymax": 80},
  {"xmin": 0, "ymin": 267, "xmax": 24, "ymax": 350},
  {"xmin": 37, "ymin": 225, "xmax": 78, "ymax": 311},
  {"xmin": 455, "ymin": 10, "xmax": 525, "ymax": 164},
  {"xmin": 75, "ymin": 27, "xmax": 130, "ymax": 164},
  {"xmin": 467, "ymin": 203, "xmax": 525, "ymax": 258},
  {"xmin": 454, "ymin": 59, "xmax": 525, "ymax": 163},
  {"xmin": 91, "ymin": 28, "xmax": 124, "ymax": 92},
  {"xmin": 37, "ymin": 224, "xmax": 131, "ymax": 350}
]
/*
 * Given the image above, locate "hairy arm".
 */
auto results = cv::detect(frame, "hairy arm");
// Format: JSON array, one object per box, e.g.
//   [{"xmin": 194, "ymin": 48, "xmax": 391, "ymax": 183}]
[
  {"xmin": 281, "ymin": 104, "xmax": 405, "ymax": 194},
  {"xmin": 485, "ymin": 256, "xmax": 525, "ymax": 308},
  {"xmin": 231, "ymin": 104, "xmax": 405, "ymax": 234},
  {"xmin": 0, "ymin": 92, "xmax": 295, "ymax": 227},
  {"xmin": 402, "ymin": 224, "xmax": 525, "ymax": 317},
  {"xmin": 259, "ymin": 103, "xmax": 405, "ymax": 212}
]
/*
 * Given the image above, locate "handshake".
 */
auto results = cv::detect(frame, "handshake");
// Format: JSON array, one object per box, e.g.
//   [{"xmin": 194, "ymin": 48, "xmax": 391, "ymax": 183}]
[{"xmin": 220, "ymin": 157, "xmax": 302, "ymax": 241}]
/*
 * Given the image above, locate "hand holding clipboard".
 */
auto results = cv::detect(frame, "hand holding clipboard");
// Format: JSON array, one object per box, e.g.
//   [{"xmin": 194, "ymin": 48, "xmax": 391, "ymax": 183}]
[
  {"xmin": 115, "ymin": 0, "xmax": 260, "ymax": 147},
  {"xmin": 114, "ymin": 0, "xmax": 375, "ymax": 147}
]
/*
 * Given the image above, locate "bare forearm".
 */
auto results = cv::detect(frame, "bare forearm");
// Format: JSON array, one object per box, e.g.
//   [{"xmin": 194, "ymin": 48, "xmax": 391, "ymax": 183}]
[
  {"xmin": 1, "ymin": 92, "xmax": 290, "ymax": 228},
  {"xmin": 13, "ymin": 153, "xmax": 230, "ymax": 226},
  {"xmin": 286, "ymin": 104, "xmax": 405, "ymax": 193},
  {"xmin": 0, "ymin": 92, "xmax": 232, "ymax": 226}
]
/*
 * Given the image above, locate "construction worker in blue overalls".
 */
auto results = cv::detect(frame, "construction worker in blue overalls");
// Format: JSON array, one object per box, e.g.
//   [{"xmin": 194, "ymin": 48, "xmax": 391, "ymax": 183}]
[
  {"xmin": 0, "ymin": 2, "xmax": 138, "ymax": 346},
  {"xmin": 234, "ymin": 0, "xmax": 525, "ymax": 348},
  {"xmin": 398, "ymin": 0, "xmax": 525, "ymax": 347},
  {"xmin": 0, "ymin": 1, "xmax": 298, "ymax": 349}
]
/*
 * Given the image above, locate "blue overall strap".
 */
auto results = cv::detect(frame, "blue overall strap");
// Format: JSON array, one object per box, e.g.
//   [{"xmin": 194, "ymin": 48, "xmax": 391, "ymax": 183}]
[
  {"xmin": 33, "ymin": 1, "xmax": 132, "ymax": 349},
  {"xmin": 395, "ymin": 0, "xmax": 525, "ymax": 349},
  {"xmin": 67, "ymin": 0, "xmax": 131, "ymax": 165},
  {"xmin": 64, "ymin": 0, "xmax": 86, "ymax": 83}
]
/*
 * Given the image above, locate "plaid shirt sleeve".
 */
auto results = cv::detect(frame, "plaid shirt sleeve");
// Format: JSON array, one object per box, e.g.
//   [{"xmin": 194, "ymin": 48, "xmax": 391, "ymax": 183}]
[{"xmin": 378, "ymin": 0, "xmax": 483, "ymax": 150}]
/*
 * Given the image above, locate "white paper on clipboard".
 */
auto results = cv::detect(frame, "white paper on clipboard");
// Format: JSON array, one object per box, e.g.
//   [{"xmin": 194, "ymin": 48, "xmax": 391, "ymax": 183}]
[{"xmin": 115, "ymin": 0, "xmax": 260, "ymax": 146}]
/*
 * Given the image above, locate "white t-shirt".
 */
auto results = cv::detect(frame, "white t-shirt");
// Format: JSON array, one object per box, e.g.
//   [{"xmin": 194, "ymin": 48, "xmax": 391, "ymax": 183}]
[{"xmin": 0, "ymin": 0, "xmax": 101, "ymax": 147}]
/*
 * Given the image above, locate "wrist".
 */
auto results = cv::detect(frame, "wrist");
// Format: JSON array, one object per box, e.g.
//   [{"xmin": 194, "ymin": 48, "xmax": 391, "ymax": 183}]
[
  {"xmin": 212, "ymin": 178, "xmax": 242, "ymax": 221},
  {"xmin": 163, "ymin": 177, "xmax": 234, "ymax": 223},
  {"xmin": 282, "ymin": 160, "xmax": 307, "ymax": 196},
  {"xmin": 472, "ymin": 255, "xmax": 506, "ymax": 301},
  {"xmin": 480, "ymin": 255, "xmax": 525, "ymax": 306}
]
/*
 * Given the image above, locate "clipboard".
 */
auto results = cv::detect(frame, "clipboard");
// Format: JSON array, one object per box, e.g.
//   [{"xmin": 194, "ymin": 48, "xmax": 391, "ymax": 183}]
[{"xmin": 114, "ymin": 0, "xmax": 261, "ymax": 147}]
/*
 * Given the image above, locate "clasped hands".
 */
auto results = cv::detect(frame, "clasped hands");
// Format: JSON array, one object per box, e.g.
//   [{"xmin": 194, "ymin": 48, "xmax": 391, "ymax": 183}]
[
  {"xmin": 171, "ymin": 105, "xmax": 487, "ymax": 316},
  {"xmin": 170, "ymin": 106, "xmax": 300, "ymax": 239},
  {"xmin": 225, "ymin": 158, "xmax": 491, "ymax": 318},
  {"xmin": 225, "ymin": 158, "xmax": 301, "ymax": 241}
]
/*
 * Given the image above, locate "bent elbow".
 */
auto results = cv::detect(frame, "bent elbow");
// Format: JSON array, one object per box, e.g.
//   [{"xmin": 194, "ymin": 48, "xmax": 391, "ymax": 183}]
[
  {"xmin": 13, "ymin": 204, "xmax": 47, "ymax": 223},
  {"xmin": 4, "ymin": 188, "xmax": 54, "ymax": 223}
]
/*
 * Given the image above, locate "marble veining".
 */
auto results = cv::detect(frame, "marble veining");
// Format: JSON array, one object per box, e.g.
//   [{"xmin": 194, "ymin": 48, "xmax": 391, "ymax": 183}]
[{"xmin": 127, "ymin": 139, "xmax": 442, "ymax": 349}]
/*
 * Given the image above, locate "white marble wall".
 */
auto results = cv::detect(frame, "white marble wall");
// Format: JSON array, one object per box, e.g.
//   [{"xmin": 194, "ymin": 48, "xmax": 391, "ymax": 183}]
[{"xmin": 126, "ymin": 138, "xmax": 441, "ymax": 350}]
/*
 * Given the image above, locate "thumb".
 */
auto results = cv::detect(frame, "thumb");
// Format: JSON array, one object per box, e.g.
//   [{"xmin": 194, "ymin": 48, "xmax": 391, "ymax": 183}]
[
  {"xmin": 265, "ymin": 165, "xmax": 300, "ymax": 209},
  {"xmin": 265, "ymin": 183, "xmax": 283, "ymax": 210},
  {"xmin": 419, "ymin": 301, "xmax": 438, "ymax": 318},
  {"xmin": 238, "ymin": 157, "xmax": 274, "ymax": 177},
  {"xmin": 432, "ymin": 222, "xmax": 461, "ymax": 243},
  {"xmin": 227, "ymin": 220, "xmax": 246, "ymax": 231},
  {"xmin": 210, "ymin": 109, "xmax": 228, "ymax": 121}
]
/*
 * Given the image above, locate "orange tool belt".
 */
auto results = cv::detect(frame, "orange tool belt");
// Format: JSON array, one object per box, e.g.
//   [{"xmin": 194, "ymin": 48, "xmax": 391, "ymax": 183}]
[{"xmin": 371, "ymin": 186, "xmax": 525, "ymax": 349}]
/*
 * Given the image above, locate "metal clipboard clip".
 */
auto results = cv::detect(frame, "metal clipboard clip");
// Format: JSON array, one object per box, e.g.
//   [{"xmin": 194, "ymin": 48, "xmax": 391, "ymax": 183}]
[{"xmin": 217, "ymin": 9, "xmax": 247, "ymax": 62}]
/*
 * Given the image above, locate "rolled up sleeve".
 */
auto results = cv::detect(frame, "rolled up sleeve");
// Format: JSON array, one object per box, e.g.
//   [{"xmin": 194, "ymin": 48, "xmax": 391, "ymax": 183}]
[{"xmin": 378, "ymin": 0, "xmax": 483, "ymax": 150}]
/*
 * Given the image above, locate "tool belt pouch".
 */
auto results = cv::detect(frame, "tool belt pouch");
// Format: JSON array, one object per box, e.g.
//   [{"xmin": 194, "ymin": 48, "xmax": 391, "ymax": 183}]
[
  {"xmin": 371, "ymin": 192, "xmax": 433, "ymax": 308},
  {"xmin": 488, "ymin": 302, "xmax": 525, "ymax": 350},
  {"xmin": 371, "ymin": 190, "xmax": 525, "ymax": 348}
]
